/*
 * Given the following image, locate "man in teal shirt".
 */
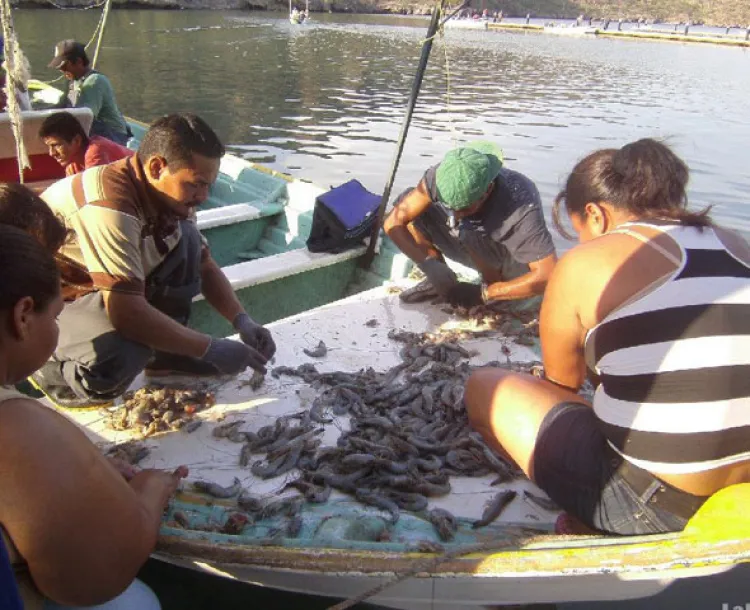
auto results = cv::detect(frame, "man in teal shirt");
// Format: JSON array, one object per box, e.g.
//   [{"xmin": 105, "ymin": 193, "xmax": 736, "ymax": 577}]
[{"xmin": 48, "ymin": 40, "xmax": 131, "ymax": 145}]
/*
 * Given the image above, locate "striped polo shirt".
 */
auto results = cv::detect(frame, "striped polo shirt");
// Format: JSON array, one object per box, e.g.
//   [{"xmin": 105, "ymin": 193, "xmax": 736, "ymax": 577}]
[
  {"xmin": 42, "ymin": 155, "xmax": 205, "ymax": 301},
  {"xmin": 586, "ymin": 222, "xmax": 750, "ymax": 474}
]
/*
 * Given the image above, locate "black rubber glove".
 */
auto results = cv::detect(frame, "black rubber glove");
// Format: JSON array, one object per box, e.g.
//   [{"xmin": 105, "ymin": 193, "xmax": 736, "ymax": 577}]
[
  {"xmin": 446, "ymin": 282, "xmax": 484, "ymax": 308},
  {"xmin": 233, "ymin": 313, "xmax": 276, "ymax": 360},
  {"xmin": 417, "ymin": 258, "xmax": 458, "ymax": 295},
  {"xmin": 201, "ymin": 338, "xmax": 268, "ymax": 375}
]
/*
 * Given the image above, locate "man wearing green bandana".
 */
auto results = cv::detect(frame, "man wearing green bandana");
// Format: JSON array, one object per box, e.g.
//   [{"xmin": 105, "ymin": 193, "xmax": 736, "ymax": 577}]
[{"xmin": 384, "ymin": 142, "xmax": 557, "ymax": 308}]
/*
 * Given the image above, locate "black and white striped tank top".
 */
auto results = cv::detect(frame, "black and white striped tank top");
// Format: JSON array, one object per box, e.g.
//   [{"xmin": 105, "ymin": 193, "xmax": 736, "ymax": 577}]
[{"xmin": 586, "ymin": 222, "xmax": 750, "ymax": 474}]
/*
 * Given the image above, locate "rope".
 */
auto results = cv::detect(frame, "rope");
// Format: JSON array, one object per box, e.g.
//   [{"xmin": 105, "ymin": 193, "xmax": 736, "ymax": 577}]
[
  {"xmin": 39, "ymin": 0, "xmax": 106, "ymax": 10},
  {"xmin": 421, "ymin": 2, "xmax": 466, "ymax": 145},
  {"xmin": 441, "ymin": 1, "xmax": 471, "ymax": 147},
  {"xmin": 441, "ymin": 23, "xmax": 459, "ymax": 145},
  {"xmin": 91, "ymin": 0, "xmax": 113, "ymax": 69},
  {"xmin": 0, "ymin": 0, "xmax": 29, "ymax": 182},
  {"xmin": 324, "ymin": 538, "xmax": 517, "ymax": 610},
  {"xmin": 36, "ymin": 0, "xmax": 110, "ymax": 86},
  {"xmin": 360, "ymin": 0, "xmax": 448, "ymax": 269}
]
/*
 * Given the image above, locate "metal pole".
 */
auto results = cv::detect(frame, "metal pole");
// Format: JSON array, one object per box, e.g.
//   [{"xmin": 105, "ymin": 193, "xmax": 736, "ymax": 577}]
[
  {"xmin": 360, "ymin": 0, "xmax": 449, "ymax": 269},
  {"xmin": 91, "ymin": 0, "xmax": 112, "ymax": 70}
]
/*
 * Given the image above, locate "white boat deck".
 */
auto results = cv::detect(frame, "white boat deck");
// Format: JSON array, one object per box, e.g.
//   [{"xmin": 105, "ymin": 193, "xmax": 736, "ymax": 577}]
[
  {"xmin": 61, "ymin": 283, "xmax": 558, "ymax": 528},
  {"xmin": 53, "ymin": 286, "xmax": 750, "ymax": 610}
]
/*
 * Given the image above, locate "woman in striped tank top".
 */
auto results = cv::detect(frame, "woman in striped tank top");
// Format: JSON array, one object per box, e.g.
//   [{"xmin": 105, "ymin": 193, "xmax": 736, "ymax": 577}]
[{"xmin": 465, "ymin": 139, "xmax": 750, "ymax": 535}]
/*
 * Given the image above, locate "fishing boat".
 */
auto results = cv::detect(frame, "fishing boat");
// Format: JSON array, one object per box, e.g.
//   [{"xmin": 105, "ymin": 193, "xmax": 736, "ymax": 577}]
[
  {"xmin": 444, "ymin": 19, "xmax": 489, "ymax": 31},
  {"xmin": 289, "ymin": 0, "xmax": 309, "ymax": 25},
  {"xmin": 543, "ymin": 25, "xmax": 598, "ymax": 37},
  {"xmin": 9, "ymin": 98, "xmax": 750, "ymax": 608},
  {"xmin": 9, "ymin": 16, "xmax": 750, "ymax": 610}
]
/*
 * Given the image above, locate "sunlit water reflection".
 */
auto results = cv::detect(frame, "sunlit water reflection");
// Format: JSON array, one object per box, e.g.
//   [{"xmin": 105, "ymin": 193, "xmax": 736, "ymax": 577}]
[{"xmin": 17, "ymin": 9, "xmax": 750, "ymax": 247}]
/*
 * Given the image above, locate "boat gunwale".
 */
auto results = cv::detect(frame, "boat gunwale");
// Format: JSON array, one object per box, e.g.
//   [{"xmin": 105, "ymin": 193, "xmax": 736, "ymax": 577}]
[{"xmin": 155, "ymin": 530, "xmax": 750, "ymax": 576}]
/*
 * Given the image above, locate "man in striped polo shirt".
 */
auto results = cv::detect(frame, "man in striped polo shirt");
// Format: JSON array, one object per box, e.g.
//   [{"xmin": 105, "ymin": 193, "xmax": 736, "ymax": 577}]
[{"xmin": 34, "ymin": 114, "xmax": 275, "ymax": 408}]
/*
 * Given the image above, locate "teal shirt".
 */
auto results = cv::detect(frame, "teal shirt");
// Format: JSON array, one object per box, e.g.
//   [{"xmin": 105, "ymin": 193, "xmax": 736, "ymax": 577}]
[{"xmin": 69, "ymin": 71, "xmax": 128, "ymax": 138}]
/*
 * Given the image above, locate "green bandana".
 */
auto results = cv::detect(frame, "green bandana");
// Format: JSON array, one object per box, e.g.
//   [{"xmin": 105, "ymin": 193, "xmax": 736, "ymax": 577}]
[{"xmin": 435, "ymin": 141, "xmax": 504, "ymax": 210}]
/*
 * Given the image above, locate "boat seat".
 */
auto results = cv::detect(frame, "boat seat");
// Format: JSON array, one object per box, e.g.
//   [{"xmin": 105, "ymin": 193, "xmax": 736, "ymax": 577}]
[
  {"xmin": 195, "ymin": 203, "xmax": 265, "ymax": 231},
  {"xmin": 0, "ymin": 107, "xmax": 93, "ymax": 184},
  {"xmin": 193, "ymin": 245, "xmax": 366, "ymax": 299}
]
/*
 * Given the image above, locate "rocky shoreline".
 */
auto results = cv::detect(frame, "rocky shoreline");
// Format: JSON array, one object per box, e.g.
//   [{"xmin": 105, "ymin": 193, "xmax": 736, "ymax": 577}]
[
  {"xmin": 11, "ymin": 0, "xmax": 748, "ymax": 27},
  {"xmin": 13, "ymin": 0, "xmax": 434, "ymax": 12}
]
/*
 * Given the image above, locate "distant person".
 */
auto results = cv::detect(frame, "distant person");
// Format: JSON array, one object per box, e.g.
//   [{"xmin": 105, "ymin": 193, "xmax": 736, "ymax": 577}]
[
  {"xmin": 384, "ymin": 142, "xmax": 557, "ymax": 309},
  {"xmin": 39, "ymin": 111, "xmax": 132, "ymax": 176},
  {"xmin": 48, "ymin": 40, "xmax": 131, "ymax": 145}
]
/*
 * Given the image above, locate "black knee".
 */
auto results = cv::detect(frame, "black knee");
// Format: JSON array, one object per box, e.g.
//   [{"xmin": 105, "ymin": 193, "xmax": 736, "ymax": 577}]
[{"xmin": 78, "ymin": 333, "xmax": 153, "ymax": 398}]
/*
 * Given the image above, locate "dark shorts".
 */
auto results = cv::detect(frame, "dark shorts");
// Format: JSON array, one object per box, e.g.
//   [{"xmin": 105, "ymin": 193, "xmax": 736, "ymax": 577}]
[{"xmin": 532, "ymin": 402, "xmax": 707, "ymax": 535}]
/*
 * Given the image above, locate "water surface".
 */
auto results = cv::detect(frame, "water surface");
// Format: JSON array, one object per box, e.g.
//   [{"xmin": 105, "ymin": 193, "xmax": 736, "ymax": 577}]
[{"xmin": 17, "ymin": 9, "xmax": 750, "ymax": 243}]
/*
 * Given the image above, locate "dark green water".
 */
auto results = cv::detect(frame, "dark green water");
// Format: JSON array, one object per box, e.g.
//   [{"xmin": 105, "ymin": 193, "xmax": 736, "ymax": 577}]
[{"xmin": 16, "ymin": 8, "xmax": 750, "ymax": 247}]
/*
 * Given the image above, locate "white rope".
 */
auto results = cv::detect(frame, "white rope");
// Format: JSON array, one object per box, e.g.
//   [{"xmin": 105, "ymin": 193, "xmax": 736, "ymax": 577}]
[
  {"xmin": 40, "ymin": 0, "xmax": 106, "ymax": 10},
  {"xmin": 91, "ymin": 0, "xmax": 112, "ymax": 69},
  {"xmin": 86, "ymin": 5, "xmax": 107, "ymax": 51},
  {"xmin": 0, "ymin": 0, "xmax": 29, "ymax": 182},
  {"xmin": 37, "ymin": 0, "xmax": 109, "ymax": 86}
]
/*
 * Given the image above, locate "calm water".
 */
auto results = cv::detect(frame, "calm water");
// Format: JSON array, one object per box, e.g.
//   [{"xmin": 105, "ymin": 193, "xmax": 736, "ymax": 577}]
[{"xmin": 16, "ymin": 8, "xmax": 750, "ymax": 247}]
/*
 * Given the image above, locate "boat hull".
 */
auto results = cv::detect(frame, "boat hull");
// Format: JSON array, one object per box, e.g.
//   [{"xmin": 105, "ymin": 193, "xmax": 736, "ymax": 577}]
[
  {"xmin": 59, "ymin": 285, "xmax": 750, "ymax": 608},
  {"xmin": 153, "ymin": 548, "xmax": 688, "ymax": 609},
  {"xmin": 445, "ymin": 20, "xmax": 489, "ymax": 30},
  {"xmin": 153, "ymin": 512, "xmax": 748, "ymax": 608},
  {"xmin": 543, "ymin": 26, "xmax": 597, "ymax": 37}
]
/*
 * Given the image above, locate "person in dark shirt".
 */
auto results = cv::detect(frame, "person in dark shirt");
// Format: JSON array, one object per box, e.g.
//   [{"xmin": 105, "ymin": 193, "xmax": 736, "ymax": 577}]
[{"xmin": 384, "ymin": 142, "xmax": 557, "ymax": 308}]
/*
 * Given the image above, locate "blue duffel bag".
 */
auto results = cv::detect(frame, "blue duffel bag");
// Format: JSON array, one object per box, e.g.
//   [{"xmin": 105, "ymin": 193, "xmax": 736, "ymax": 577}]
[{"xmin": 306, "ymin": 179, "xmax": 381, "ymax": 253}]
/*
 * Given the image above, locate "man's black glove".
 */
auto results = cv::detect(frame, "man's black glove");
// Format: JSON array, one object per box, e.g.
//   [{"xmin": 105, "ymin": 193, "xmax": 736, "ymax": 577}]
[
  {"xmin": 417, "ymin": 258, "xmax": 458, "ymax": 295},
  {"xmin": 201, "ymin": 338, "xmax": 268, "ymax": 375},
  {"xmin": 233, "ymin": 313, "xmax": 276, "ymax": 360},
  {"xmin": 446, "ymin": 282, "xmax": 484, "ymax": 308}
]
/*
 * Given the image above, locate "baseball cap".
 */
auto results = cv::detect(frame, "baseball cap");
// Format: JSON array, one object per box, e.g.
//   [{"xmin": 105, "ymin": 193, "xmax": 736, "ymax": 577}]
[
  {"xmin": 48, "ymin": 40, "xmax": 87, "ymax": 69},
  {"xmin": 435, "ymin": 141, "xmax": 504, "ymax": 210}
]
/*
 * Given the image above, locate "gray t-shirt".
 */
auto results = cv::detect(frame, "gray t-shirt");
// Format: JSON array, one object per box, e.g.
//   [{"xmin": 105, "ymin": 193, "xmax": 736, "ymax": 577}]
[{"xmin": 423, "ymin": 165, "xmax": 556, "ymax": 265}]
